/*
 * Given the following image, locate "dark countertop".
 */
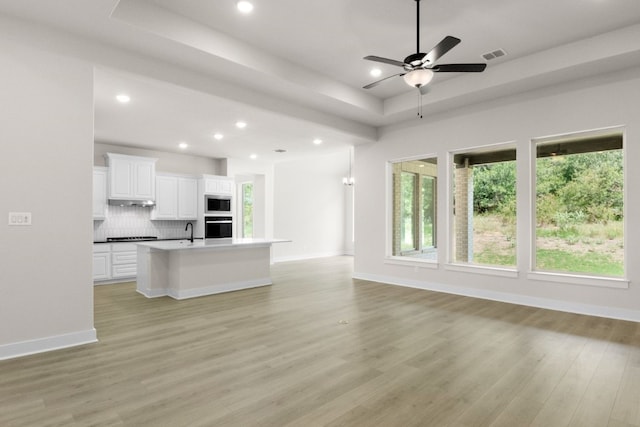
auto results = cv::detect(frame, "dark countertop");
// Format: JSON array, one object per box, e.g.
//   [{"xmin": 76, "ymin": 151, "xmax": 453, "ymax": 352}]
[{"xmin": 93, "ymin": 238, "xmax": 204, "ymax": 244}]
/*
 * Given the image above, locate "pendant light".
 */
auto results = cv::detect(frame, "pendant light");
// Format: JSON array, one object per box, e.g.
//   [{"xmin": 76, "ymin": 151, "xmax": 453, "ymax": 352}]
[{"xmin": 343, "ymin": 147, "xmax": 355, "ymax": 186}]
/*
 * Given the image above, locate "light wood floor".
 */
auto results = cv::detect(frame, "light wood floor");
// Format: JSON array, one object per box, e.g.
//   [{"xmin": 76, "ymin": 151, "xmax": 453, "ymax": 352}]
[{"xmin": 2, "ymin": 256, "xmax": 640, "ymax": 426}]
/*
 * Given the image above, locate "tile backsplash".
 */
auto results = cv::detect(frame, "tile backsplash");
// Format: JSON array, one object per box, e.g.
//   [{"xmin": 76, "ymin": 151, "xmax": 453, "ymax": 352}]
[{"xmin": 93, "ymin": 205, "xmax": 196, "ymax": 241}]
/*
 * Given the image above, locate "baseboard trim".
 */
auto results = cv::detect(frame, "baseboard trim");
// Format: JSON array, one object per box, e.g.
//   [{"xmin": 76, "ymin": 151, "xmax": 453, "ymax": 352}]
[
  {"xmin": 353, "ymin": 272, "xmax": 640, "ymax": 323},
  {"xmin": 136, "ymin": 288, "xmax": 168, "ymax": 298},
  {"xmin": 273, "ymin": 252, "xmax": 347, "ymax": 263},
  {"xmin": 139, "ymin": 279, "xmax": 273, "ymax": 300},
  {"xmin": 168, "ymin": 279, "xmax": 272, "ymax": 300},
  {"xmin": 0, "ymin": 329, "xmax": 98, "ymax": 361},
  {"xmin": 94, "ymin": 277, "xmax": 135, "ymax": 285}
]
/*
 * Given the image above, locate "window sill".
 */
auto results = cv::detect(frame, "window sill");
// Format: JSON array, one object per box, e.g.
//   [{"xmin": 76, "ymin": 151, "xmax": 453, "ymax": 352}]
[
  {"xmin": 385, "ymin": 256, "xmax": 439, "ymax": 269},
  {"xmin": 527, "ymin": 271, "xmax": 629, "ymax": 289},
  {"xmin": 444, "ymin": 263, "xmax": 519, "ymax": 278}
]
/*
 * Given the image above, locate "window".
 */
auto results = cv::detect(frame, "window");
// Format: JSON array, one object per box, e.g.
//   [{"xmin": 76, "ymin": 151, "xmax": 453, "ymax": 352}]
[
  {"xmin": 452, "ymin": 145, "xmax": 516, "ymax": 268},
  {"xmin": 400, "ymin": 172, "xmax": 416, "ymax": 252},
  {"xmin": 392, "ymin": 157, "xmax": 437, "ymax": 260},
  {"xmin": 534, "ymin": 130, "xmax": 623, "ymax": 277},
  {"xmin": 422, "ymin": 175, "xmax": 436, "ymax": 249},
  {"xmin": 241, "ymin": 182, "xmax": 253, "ymax": 238}
]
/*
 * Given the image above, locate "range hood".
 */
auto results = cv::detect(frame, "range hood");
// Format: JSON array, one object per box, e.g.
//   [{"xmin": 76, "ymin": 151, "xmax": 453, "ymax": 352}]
[{"xmin": 108, "ymin": 199, "xmax": 155, "ymax": 208}]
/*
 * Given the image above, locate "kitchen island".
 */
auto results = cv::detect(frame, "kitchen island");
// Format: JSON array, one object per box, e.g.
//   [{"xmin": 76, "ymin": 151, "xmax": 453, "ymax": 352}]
[{"xmin": 136, "ymin": 238, "xmax": 289, "ymax": 299}]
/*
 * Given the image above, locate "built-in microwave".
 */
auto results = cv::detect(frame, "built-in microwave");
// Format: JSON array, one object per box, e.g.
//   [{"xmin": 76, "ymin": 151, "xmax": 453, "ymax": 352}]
[
  {"xmin": 205, "ymin": 216, "xmax": 233, "ymax": 239},
  {"xmin": 205, "ymin": 195, "xmax": 231, "ymax": 214}
]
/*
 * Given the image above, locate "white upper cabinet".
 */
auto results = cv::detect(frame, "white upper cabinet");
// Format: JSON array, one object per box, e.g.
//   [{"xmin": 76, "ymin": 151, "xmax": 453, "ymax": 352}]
[
  {"xmin": 152, "ymin": 174, "xmax": 198, "ymax": 220},
  {"xmin": 133, "ymin": 161, "xmax": 155, "ymax": 199},
  {"xmin": 106, "ymin": 153, "xmax": 157, "ymax": 201},
  {"xmin": 203, "ymin": 175, "xmax": 234, "ymax": 195},
  {"xmin": 177, "ymin": 177, "xmax": 198, "ymax": 219},
  {"xmin": 153, "ymin": 175, "xmax": 178, "ymax": 219},
  {"xmin": 93, "ymin": 167, "xmax": 108, "ymax": 220}
]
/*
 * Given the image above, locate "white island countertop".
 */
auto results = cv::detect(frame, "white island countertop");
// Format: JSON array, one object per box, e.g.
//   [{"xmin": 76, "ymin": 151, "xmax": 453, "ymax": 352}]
[
  {"xmin": 137, "ymin": 238, "xmax": 290, "ymax": 251},
  {"xmin": 136, "ymin": 238, "xmax": 290, "ymax": 299}
]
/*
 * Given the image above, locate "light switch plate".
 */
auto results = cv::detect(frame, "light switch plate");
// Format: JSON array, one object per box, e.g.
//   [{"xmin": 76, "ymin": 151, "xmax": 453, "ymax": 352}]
[{"xmin": 8, "ymin": 212, "xmax": 32, "ymax": 226}]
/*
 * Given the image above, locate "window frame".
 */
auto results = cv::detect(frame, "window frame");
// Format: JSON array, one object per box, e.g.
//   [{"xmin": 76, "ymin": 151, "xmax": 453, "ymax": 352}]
[
  {"xmin": 421, "ymin": 174, "xmax": 437, "ymax": 250},
  {"xmin": 386, "ymin": 154, "xmax": 439, "ymax": 267},
  {"xmin": 528, "ymin": 126, "xmax": 629, "ymax": 288},
  {"xmin": 239, "ymin": 181, "xmax": 254, "ymax": 239},
  {"xmin": 447, "ymin": 141, "xmax": 518, "ymax": 273},
  {"xmin": 399, "ymin": 171, "xmax": 419, "ymax": 254},
  {"xmin": 383, "ymin": 127, "xmax": 630, "ymax": 289}
]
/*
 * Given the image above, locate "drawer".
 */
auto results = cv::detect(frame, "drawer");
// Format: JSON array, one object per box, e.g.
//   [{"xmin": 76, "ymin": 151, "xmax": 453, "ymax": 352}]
[
  {"xmin": 93, "ymin": 244, "xmax": 111, "ymax": 253},
  {"xmin": 112, "ymin": 251, "xmax": 136, "ymax": 265},
  {"xmin": 112, "ymin": 264, "xmax": 136, "ymax": 278},
  {"xmin": 111, "ymin": 243, "xmax": 137, "ymax": 252}
]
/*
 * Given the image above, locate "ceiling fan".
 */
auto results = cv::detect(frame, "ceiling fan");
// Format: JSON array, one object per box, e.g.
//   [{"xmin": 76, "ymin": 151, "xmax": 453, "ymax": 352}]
[{"xmin": 363, "ymin": 0, "xmax": 486, "ymax": 94}]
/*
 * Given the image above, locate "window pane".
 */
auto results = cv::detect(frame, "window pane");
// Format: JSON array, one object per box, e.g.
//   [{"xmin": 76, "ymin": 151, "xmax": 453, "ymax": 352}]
[
  {"xmin": 535, "ymin": 136, "xmax": 623, "ymax": 277},
  {"xmin": 422, "ymin": 176, "xmax": 436, "ymax": 248},
  {"xmin": 452, "ymin": 148, "xmax": 516, "ymax": 267},
  {"xmin": 391, "ymin": 158, "xmax": 437, "ymax": 260},
  {"xmin": 242, "ymin": 183, "xmax": 253, "ymax": 238},
  {"xmin": 400, "ymin": 172, "xmax": 416, "ymax": 252}
]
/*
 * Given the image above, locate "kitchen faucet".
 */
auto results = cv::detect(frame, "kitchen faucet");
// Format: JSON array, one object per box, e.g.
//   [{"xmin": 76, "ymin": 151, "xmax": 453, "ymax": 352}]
[{"xmin": 185, "ymin": 222, "xmax": 194, "ymax": 243}]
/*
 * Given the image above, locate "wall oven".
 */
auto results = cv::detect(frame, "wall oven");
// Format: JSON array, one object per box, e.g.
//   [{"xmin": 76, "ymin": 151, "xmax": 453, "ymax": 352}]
[
  {"xmin": 205, "ymin": 195, "xmax": 232, "ymax": 214},
  {"xmin": 205, "ymin": 216, "xmax": 233, "ymax": 239}
]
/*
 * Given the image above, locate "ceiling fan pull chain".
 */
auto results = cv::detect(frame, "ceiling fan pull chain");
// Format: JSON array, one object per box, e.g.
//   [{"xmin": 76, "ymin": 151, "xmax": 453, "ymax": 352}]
[{"xmin": 417, "ymin": 88, "xmax": 423, "ymax": 119}]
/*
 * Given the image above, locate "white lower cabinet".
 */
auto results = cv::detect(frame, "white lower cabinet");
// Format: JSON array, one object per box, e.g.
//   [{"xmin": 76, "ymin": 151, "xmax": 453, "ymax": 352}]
[
  {"xmin": 112, "ymin": 263, "xmax": 137, "ymax": 278},
  {"xmin": 93, "ymin": 243, "xmax": 137, "ymax": 283},
  {"xmin": 93, "ymin": 244, "xmax": 111, "ymax": 281},
  {"xmin": 111, "ymin": 243, "xmax": 137, "ymax": 279}
]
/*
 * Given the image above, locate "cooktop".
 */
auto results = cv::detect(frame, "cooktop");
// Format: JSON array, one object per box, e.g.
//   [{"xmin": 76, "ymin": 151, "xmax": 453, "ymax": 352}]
[{"xmin": 106, "ymin": 236, "xmax": 158, "ymax": 242}]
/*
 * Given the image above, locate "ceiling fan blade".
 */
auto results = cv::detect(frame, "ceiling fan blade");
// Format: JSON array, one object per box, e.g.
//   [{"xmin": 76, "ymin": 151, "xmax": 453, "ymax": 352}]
[
  {"xmin": 363, "ymin": 73, "xmax": 405, "ymax": 89},
  {"xmin": 432, "ymin": 63, "xmax": 487, "ymax": 72},
  {"xmin": 421, "ymin": 36, "xmax": 461, "ymax": 65},
  {"xmin": 363, "ymin": 55, "xmax": 407, "ymax": 68}
]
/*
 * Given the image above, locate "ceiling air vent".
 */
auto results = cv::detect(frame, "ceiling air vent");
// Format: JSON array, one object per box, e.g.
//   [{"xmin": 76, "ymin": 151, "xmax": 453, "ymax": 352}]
[{"xmin": 482, "ymin": 48, "xmax": 507, "ymax": 61}]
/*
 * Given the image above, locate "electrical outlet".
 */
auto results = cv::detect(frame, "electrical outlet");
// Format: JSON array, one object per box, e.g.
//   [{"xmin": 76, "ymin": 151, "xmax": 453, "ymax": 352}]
[{"xmin": 8, "ymin": 212, "xmax": 32, "ymax": 226}]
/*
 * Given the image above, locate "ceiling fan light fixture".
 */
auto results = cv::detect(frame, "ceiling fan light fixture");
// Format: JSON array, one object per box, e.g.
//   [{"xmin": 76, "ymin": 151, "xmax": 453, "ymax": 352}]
[
  {"xmin": 237, "ymin": 1, "xmax": 254, "ymax": 14},
  {"xmin": 403, "ymin": 69, "xmax": 434, "ymax": 88}
]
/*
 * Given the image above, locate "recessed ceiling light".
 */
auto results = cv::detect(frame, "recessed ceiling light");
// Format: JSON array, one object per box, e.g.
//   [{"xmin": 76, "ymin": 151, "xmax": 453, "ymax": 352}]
[
  {"xmin": 249, "ymin": 154, "xmax": 257, "ymax": 159},
  {"xmin": 237, "ymin": 1, "xmax": 253, "ymax": 14},
  {"xmin": 213, "ymin": 133, "xmax": 224, "ymax": 140},
  {"xmin": 313, "ymin": 138, "xmax": 323, "ymax": 145},
  {"xmin": 370, "ymin": 68, "xmax": 382, "ymax": 78},
  {"xmin": 236, "ymin": 121, "xmax": 247, "ymax": 129},
  {"xmin": 179, "ymin": 142, "xmax": 188, "ymax": 149},
  {"xmin": 116, "ymin": 94, "xmax": 130, "ymax": 103}
]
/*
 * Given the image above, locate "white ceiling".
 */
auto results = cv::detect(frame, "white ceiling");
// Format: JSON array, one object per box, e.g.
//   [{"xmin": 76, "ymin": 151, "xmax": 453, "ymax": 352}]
[{"xmin": 3, "ymin": 0, "xmax": 640, "ymax": 162}]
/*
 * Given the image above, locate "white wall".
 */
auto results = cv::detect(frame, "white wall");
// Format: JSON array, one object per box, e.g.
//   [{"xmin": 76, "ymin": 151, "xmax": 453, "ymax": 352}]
[
  {"xmin": 94, "ymin": 142, "xmax": 222, "ymax": 175},
  {"xmin": 354, "ymin": 66, "xmax": 640, "ymax": 321},
  {"xmin": 343, "ymin": 184, "xmax": 355, "ymax": 256},
  {"xmin": 272, "ymin": 150, "xmax": 350, "ymax": 262},
  {"xmin": 0, "ymin": 32, "xmax": 95, "ymax": 358},
  {"xmin": 226, "ymin": 158, "xmax": 275, "ymax": 241}
]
